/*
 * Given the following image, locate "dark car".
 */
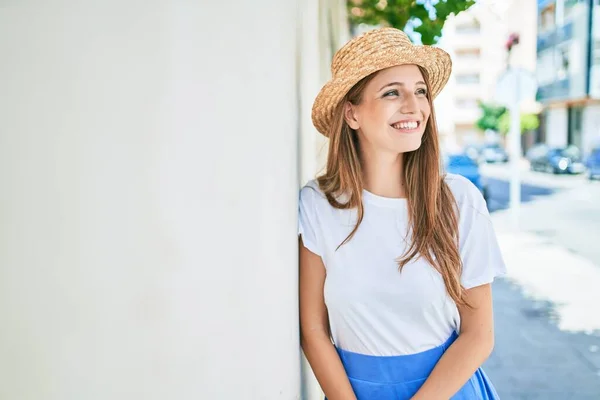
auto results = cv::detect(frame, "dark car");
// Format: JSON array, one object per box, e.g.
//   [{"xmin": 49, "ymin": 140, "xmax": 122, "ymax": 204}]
[
  {"xmin": 526, "ymin": 143, "xmax": 549, "ymax": 163},
  {"xmin": 529, "ymin": 145, "xmax": 586, "ymax": 174},
  {"xmin": 585, "ymin": 148, "xmax": 600, "ymax": 180},
  {"xmin": 445, "ymin": 154, "xmax": 489, "ymax": 202}
]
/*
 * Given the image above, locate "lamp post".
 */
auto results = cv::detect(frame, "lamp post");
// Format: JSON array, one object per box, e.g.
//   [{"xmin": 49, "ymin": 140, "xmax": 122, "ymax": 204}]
[
  {"xmin": 495, "ymin": 32, "xmax": 536, "ymax": 230},
  {"xmin": 507, "ymin": 33, "xmax": 521, "ymax": 229}
]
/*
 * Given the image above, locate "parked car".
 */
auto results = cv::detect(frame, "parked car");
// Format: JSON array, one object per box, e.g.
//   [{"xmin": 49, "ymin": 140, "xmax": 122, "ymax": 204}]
[
  {"xmin": 529, "ymin": 145, "xmax": 586, "ymax": 174},
  {"xmin": 585, "ymin": 148, "xmax": 600, "ymax": 180},
  {"xmin": 463, "ymin": 143, "xmax": 509, "ymax": 164},
  {"xmin": 480, "ymin": 143, "xmax": 509, "ymax": 163},
  {"xmin": 525, "ymin": 143, "xmax": 549, "ymax": 163},
  {"xmin": 463, "ymin": 143, "xmax": 484, "ymax": 164},
  {"xmin": 444, "ymin": 153, "xmax": 489, "ymax": 202}
]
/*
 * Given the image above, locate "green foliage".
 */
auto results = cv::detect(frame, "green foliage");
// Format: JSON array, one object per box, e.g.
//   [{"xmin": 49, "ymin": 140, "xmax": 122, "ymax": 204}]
[
  {"xmin": 475, "ymin": 102, "xmax": 507, "ymax": 132},
  {"xmin": 347, "ymin": 0, "xmax": 476, "ymax": 44},
  {"xmin": 498, "ymin": 112, "xmax": 540, "ymax": 135}
]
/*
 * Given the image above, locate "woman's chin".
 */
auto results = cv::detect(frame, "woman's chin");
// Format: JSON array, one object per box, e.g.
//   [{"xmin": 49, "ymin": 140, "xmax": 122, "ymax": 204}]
[{"xmin": 391, "ymin": 136, "xmax": 423, "ymax": 153}]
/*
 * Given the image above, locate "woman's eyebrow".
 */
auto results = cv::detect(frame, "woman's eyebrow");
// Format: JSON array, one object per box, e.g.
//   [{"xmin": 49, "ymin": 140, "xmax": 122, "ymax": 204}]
[{"xmin": 378, "ymin": 81, "xmax": 426, "ymax": 91}]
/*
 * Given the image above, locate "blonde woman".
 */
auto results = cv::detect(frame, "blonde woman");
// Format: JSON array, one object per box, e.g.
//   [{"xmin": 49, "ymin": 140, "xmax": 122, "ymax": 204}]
[{"xmin": 298, "ymin": 28, "xmax": 506, "ymax": 400}]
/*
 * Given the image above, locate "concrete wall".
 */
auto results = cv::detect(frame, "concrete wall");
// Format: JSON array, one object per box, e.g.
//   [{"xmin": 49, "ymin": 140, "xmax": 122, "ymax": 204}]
[
  {"xmin": 297, "ymin": 2, "xmax": 350, "ymax": 398},
  {"xmin": 505, "ymin": 0, "xmax": 538, "ymax": 73},
  {"xmin": 582, "ymin": 105, "xmax": 600, "ymax": 154},
  {"xmin": 545, "ymin": 107, "xmax": 569, "ymax": 147},
  {"xmin": 0, "ymin": 1, "xmax": 305, "ymax": 398}
]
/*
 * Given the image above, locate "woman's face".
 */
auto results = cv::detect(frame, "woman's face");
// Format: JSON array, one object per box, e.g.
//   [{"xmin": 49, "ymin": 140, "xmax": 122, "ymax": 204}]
[{"xmin": 344, "ymin": 64, "xmax": 431, "ymax": 156}]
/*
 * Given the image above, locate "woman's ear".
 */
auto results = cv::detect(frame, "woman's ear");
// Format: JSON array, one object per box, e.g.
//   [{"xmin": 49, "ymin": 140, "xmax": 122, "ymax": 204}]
[{"xmin": 344, "ymin": 102, "xmax": 360, "ymax": 130}]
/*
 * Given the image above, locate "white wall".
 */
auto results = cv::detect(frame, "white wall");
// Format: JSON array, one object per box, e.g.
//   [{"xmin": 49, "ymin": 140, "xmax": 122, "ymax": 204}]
[
  {"xmin": 505, "ymin": 0, "xmax": 538, "ymax": 73},
  {"xmin": 582, "ymin": 104, "xmax": 600, "ymax": 154},
  {"xmin": 297, "ymin": 1, "xmax": 349, "ymax": 398},
  {"xmin": 0, "ymin": 1, "xmax": 302, "ymax": 399},
  {"xmin": 545, "ymin": 107, "xmax": 569, "ymax": 147},
  {"xmin": 298, "ymin": 0, "xmax": 349, "ymax": 184}
]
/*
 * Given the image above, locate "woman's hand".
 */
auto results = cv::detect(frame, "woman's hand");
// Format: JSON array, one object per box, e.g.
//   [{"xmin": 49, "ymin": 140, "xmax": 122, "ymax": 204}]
[{"xmin": 410, "ymin": 283, "xmax": 495, "ymax": 399}]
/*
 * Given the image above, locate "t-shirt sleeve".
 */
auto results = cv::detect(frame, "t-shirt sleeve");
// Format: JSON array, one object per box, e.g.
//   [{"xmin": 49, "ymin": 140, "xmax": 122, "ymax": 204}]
[
  {"xmin": 298, "ymin": 186, "xmax": 322, "ymax": 257},
  {"xmin": 459, "ymin": 196, "xmax": 507, "ymax": 289}
]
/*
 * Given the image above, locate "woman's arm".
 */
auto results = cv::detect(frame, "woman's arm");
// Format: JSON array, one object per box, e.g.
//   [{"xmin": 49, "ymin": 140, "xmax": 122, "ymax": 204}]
[
  {"xmin": 411, "ymin": 283, "xmax": 495, "ymax": 400},
  {"xmin": 299, "ymin": 238, "xmax": 357, "ymax": 400}
]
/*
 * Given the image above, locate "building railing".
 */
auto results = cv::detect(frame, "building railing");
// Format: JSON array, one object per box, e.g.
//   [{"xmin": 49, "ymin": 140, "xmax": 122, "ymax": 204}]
[
  {"xmin": 537, "ymin": 22, "xmax": 574, "ymax": 53},
  {"xmin": 537, "ymin": 78, "xmax": 570, "ymax": 101}
]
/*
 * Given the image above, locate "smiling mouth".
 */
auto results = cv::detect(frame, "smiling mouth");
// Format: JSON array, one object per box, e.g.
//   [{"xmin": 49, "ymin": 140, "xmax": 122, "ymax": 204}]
[{"xmin": 391, "ymin": 121, "xmax": 420, "ymax": 131}]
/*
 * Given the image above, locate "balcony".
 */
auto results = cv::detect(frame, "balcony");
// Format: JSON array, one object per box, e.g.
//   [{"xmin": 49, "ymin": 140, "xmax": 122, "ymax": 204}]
[
  {"xmin": 536, "ymin": 78, "xmax": 570, "ymax": 101},
  {"xmin": 453, "ymin": 58, "xmax": 482, "ymax": 73},
  {"xmin": 453, "ymin": 34, "xmax": 482, "ymax": 50},
  {"xmin": 537, "ymin": 22, "xmax": 573, "ymax": 53}
]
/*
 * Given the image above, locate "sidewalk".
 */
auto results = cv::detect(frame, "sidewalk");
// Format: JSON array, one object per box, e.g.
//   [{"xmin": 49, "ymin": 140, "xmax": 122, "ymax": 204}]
[
  {"xmin": 484, "ymin": 209, "xmax": 600, "ymax": 399},
  {"xmin": 480, "ymin": 161, "xmax": 587, "ymax": 191}
]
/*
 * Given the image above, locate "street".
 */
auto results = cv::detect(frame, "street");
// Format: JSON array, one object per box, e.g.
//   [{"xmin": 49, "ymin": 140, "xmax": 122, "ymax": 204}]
[
  {"xmin": 479, "ymin": 163, "xmax": 600, "ymax": 399},
  {"xmin": 482, "ymin": 164, "xmax": 600, "ymax": 265}
]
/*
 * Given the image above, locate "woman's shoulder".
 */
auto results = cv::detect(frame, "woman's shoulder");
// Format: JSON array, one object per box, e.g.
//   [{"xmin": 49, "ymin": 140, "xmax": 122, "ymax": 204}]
[
  {"xmin": 443, "ymin": 173, "xmax": 487, "ymax": 215},
  {"xmin": 300, "ymin": 179, "xmax": 324, "ymax": 197},
  {"xmin": 299, "ymin": 179, "xmax": 328, "ymax": 207}
]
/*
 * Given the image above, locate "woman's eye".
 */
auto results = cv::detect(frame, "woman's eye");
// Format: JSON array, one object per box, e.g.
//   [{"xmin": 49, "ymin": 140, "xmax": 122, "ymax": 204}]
[
  {"xmin": 383, "ymin": 90, "xmax": 399, "ymax": 97},
  {"xmin": 416, "ymin": 88, "xmax": 428, "ymax": 96}
]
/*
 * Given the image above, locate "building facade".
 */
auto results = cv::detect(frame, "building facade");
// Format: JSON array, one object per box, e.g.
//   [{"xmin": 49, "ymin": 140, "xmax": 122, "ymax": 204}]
[
  {"xmin": 436, "ymin": 0, "xmax": 538, "ymax": 150},
  {"xmin": 537, "ymin": 0, "xmax": 600, "ymax": 155}
]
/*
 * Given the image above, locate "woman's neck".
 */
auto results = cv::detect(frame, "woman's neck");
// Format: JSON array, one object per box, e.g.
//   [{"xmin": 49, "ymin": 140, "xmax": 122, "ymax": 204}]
[{"xmin": 360, "ymin": 150, "xmax": 406, "ymax": 198}]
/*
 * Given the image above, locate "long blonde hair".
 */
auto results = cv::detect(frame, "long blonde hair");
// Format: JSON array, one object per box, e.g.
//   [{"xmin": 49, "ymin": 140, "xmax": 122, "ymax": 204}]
[{"xmin": 317, "ymin": 66, "xmax": 467, "ymax": 307}]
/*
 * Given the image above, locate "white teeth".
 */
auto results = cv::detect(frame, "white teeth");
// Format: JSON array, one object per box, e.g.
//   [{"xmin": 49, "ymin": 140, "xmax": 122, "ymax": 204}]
[{"xmin": 392, "ymin": 121, "xmax": 418, "ymax": 130}]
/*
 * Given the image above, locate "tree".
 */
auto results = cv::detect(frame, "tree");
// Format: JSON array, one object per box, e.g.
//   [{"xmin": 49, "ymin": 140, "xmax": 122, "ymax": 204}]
[
  {"xmin": 347, "ymin": 0, "xmax": 476, "ymax": 45},
  {"xmin": 498, "ymin": 112, "xmax": 540, "ymax": 135},
  {"xmin": 475, "ymin": 102, "xmax": 506, "ymax": 132}
]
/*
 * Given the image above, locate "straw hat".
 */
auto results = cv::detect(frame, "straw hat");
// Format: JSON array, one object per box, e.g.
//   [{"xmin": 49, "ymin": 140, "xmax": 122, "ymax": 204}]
[{"xmin": 311, "ymin": 27, "xmax": 452, "ymax": 137}]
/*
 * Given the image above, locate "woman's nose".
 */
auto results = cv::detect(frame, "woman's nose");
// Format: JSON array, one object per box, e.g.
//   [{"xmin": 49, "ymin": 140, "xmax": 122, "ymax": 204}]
[{"xmin": 400, "ymin": 92, "xmax": 418, "ymax": 114}]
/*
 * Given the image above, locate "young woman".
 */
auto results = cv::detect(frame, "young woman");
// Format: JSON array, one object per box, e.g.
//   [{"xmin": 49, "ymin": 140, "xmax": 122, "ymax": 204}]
[{"xmin": 298, "ymin": 28, "xmax": 506, "ymax": 400}]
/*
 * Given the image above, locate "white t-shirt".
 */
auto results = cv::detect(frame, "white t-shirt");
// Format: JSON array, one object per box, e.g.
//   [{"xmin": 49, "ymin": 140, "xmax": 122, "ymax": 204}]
[{"xmin": 298, "ymin": 173, "xmax": 507, "ymax": 356}]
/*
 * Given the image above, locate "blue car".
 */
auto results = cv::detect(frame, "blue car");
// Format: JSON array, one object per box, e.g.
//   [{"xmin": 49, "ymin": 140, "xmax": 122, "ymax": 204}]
[
  {"xmin": 530, "ymin": 146, "xmax": 586, "ymax": 174},
  {"xmin": 586, "ymin": 148, "xmax": 600, "ymax": 180},
  {"xmin": 444, "ymin": 154, "xmax": 489, "ymax": 202}
]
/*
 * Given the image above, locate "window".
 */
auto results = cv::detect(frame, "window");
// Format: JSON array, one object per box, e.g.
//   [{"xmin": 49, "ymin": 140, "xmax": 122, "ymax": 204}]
[
  {"xmin": 456, "ymin": 19, "xmax": 480, "ymax": 34},
  {"xmin": 455, "ymin": 98, "xmax": 479, "ymax": 109},
  {"xmin": 456, "ymin": 48, "xmax": 480, "ymax": 61},
  {"xmin": 564, "ymin": 0, "xmax": 585, "ymax": 20},
  {"xmin": 537, "ymin": 49, "xmax": 556, "ymax": 85},
  {"xmin": 593, "ymin": 41, "xmax": 600, "ymax": 65},
  {"xmin": 455, "ymin": 74, "xmax": 480, "ymax": 84},
  {"xmin": 539, "ymin": 4, "xmax": 555, "ymax": 32},
  {"xmin": 556, "ymin": 45, "xmax": 570, "ymax": 79}
]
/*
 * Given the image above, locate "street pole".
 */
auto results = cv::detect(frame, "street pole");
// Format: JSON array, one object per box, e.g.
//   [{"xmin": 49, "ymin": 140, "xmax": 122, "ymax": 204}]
[
  {"xmin": 508, "ymin": 70, "xmax": 522, "ymax": 230},
  {"xmin": 496, "ymin": 33, "xmax": 536, "ymax": 230}
]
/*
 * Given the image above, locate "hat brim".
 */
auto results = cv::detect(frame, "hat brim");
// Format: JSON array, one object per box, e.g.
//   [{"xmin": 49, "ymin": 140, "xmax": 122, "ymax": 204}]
[{"xmin": 312, "ymin": 46, "xmax": 451, "ymax": 137}]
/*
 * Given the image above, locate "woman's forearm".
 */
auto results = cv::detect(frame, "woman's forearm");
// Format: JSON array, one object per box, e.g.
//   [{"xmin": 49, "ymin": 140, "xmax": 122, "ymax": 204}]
[
  {"xmin": 301, "ymin": 334, "xmax": 357, "ymax": 400},
  {"xmin": 411, "ymin": 332, "xmax": 494, "ymax": 400}
]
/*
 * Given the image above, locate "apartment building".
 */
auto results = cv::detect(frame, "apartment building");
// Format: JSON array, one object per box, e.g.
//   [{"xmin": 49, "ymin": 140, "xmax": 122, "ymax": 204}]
[
  {"xmin": 436, "ymin": 0, "xmax": 538, "ymax": 150},
  {"xmin": 537, "ymin": 0, "xmax": 600, "ymax": 155}
]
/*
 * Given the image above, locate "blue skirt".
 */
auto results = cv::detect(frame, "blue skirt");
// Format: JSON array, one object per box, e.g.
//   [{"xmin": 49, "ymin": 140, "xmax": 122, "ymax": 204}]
[{"xmin": 329, "ymin": 332, "xmax": 499, "ymax": 400}]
